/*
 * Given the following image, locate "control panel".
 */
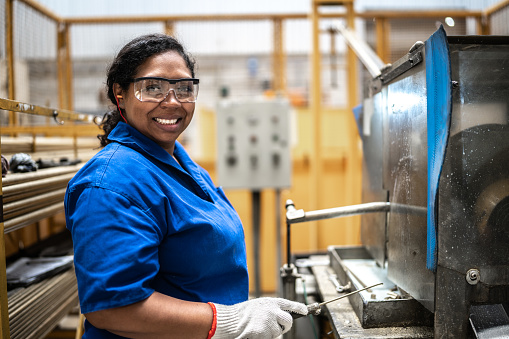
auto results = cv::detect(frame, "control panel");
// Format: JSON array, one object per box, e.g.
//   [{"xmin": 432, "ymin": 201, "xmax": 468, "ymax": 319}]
[{"xmin": 216, "ymin": 99, "xmax": 292, "ymax": 190}]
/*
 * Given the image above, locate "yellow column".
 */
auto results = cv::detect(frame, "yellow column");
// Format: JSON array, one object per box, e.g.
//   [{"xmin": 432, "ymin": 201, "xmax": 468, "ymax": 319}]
[
  {"xmin": 479, "ymin": 14, "xmax": 490, "ymax": 35},
  {"xmin": 57, "ymin": 23, "xmax": 73, "ymax": 110},
  {"xmin": 65, "ymin": 25, "xmax": 74, "ymax": 111},
  {"xmin": 345, "ymin": 1, "xmax": 357, "ymax": 110},
  {"xmin": 272, "ymin": 18, "xmax": 286, "ymax": 94},
  {"xmin": 6, "ymin": 0, "xmax": 17, "ymax": 127},
  {"xmin": 309, "ymin": 0, "xmax": 321, "ymax": 253},
  {"xmin": 344, "ymin": 1, "xmax": 361, "ymax": 237},
  {"xmin": 375, "ymin": 17, "xmax": 390, "ymax": 63},
  {"xmin": 165, "ymin": 21, "xmax": 175, "ymax": 37}
]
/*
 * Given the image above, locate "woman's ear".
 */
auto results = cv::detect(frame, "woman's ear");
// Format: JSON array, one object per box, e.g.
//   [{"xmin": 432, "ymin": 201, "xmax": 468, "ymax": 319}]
[{"xmin": 113, "ymin": 83, "xmax": 124, "ymax": 108}]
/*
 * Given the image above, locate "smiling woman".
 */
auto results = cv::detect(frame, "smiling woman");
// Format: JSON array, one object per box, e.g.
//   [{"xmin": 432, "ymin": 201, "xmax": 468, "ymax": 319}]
[
  {"xmin": 113, "ymin": 50, "xmax": 196, "ymax": 154},
  {"xmin": 97, "ymin": 34, "xmax": 199, "ymax": 155},
  {"xmin": 64, "ymin": 33, "xmax": 307, "ymax": 339}
]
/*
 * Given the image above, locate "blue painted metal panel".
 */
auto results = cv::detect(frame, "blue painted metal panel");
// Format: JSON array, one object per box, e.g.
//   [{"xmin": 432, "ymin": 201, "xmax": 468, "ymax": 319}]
[{"xmin": 424, "ymin": 25, "xmax": 451, "ymax": 271}]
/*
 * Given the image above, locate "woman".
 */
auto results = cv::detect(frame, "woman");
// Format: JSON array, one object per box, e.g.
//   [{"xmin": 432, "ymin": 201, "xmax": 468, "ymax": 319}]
[{"xmin": 64, "ymin": 33, "xmax": 307, "ymax": 339}]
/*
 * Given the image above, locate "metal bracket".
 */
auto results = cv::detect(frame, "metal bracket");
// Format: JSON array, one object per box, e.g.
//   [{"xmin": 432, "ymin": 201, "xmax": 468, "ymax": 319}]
[
  {"xmin": 92, "ymin": 115, "xmax": 103, "ymax": 125},
  {"xmin": 53, "ymin": 110, "xmax": 65, "ymax": 125},
  {"xmin": 380, "ymin": 50, "xmax": 423, "ymax": 85}
]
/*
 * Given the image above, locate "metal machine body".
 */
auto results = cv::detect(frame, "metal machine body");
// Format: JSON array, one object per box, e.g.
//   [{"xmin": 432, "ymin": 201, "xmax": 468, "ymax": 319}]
[
  {"xmin": 359, "ymin": 27, "xmax": 509, "ymax": 337},
  {"xmin": 284, "ymin": 27, "xmax": 509, "ymax": 338}
]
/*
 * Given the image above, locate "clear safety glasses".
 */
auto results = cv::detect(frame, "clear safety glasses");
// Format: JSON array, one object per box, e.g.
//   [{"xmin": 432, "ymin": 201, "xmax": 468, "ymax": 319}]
[{"xmin": 131, "ymin": 77, "xmax": 199, "ymax": 103}]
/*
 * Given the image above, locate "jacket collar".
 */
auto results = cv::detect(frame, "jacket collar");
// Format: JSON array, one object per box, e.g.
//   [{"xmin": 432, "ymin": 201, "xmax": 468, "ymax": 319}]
[{"xmin": 108, "ymin": 122, "xmax": 212, "ymax": 201}]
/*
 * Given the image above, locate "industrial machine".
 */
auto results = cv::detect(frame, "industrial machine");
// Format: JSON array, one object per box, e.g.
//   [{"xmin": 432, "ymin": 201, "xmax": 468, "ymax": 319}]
[{"xmin": 283, "ymin": 26, "xmax": 509, "ymax": 338}]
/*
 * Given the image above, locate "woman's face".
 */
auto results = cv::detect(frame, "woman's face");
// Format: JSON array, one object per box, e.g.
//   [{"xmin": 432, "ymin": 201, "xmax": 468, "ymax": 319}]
[{"xmin": 117, "ymin": 51, "xmax": 195, "ymax": 155}]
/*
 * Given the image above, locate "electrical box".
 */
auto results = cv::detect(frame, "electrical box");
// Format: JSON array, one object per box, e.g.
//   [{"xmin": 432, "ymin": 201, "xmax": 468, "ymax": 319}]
[{"xmin": 216, "ymin": 98, "xmax": 292, "ymax": 190}]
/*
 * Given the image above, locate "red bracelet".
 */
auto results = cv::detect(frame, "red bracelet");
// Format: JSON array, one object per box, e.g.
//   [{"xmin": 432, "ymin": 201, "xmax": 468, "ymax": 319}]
[{"xmin": 207, "ymin": 302, "xmax": 217, "ymax": 339}]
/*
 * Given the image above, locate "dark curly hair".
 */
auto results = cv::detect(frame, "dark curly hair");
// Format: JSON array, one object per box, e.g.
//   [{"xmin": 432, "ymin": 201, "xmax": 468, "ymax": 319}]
[{"xmin": 97, "ymin": 33, "xmax": 196, "ymax": 147}]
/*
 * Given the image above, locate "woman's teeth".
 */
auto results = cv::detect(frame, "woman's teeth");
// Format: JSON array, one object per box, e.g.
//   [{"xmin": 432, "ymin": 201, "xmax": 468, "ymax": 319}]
[{"xmin": 154, "ymin": 117, "xmax": 178, "ymax": 125}]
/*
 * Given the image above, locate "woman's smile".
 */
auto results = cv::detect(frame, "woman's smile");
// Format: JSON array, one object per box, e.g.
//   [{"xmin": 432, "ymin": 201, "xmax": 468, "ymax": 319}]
[{"xmin": 154, "ymin": 117, "xmax": 180, "ymax": 125}]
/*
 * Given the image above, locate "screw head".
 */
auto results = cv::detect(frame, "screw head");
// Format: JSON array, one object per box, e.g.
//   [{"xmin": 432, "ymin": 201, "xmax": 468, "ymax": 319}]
[{"xmin": 466, "ymin": 269, "xmax": 480, "ymax": 285}]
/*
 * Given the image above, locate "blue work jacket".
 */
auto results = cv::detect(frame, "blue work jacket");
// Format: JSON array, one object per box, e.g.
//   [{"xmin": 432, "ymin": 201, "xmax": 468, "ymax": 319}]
[{"xmin": 65, "ymin": 122, "xmax": 248, "ymax": 338}]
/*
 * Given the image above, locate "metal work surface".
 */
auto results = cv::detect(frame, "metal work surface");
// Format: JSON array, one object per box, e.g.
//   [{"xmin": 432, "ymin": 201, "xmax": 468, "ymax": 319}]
[
  {"xmin": 470, "ymin": 304, "xmax": 509, "ymax": 338},
  {"xmin": 328, "ymin": 246, "xmax": 433, "ymax": 329},
  {"xmin": 310, "ymin": 257, "xmax": 432, "ymax": 339}
]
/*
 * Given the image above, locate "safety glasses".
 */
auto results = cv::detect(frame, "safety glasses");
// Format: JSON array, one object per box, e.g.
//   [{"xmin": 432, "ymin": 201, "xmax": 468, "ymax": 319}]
[{"xmin": 131, "ymin": 77, "xmax": 199, "ymax": 103}]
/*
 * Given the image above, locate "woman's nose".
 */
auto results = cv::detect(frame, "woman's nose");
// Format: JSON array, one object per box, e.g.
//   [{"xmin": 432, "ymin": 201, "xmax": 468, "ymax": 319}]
[{"xmin": 160, "ymin": 89, "xmax": 181, "ymax": 106}]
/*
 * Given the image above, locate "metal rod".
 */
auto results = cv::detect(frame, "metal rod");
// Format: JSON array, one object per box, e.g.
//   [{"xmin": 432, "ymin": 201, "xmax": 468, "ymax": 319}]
[
  {"xmin": 318, "ymin": 282, "xmax": 383, "ymax": 307},
  {"xmin": 334, "ymin": 22, "xmax": 386, "ymax": 77},
  {"xmin": 3, "ymin": 173, "xmax": 75, "ymax": 197},
  {"xmin": 292, "ymin": 282, "xmax": 384, "ymax": 319},
  {"xmin": 285, "ymin": 200, "xmax": 297, "ymax": 265},
  {"xmin": 286, "ymin": 201, "xmax": 390, "ymax": 224},
  {"xmin": 4, "ymin": 202, "xmax": 64, "ymax": 233},
  {"xmin": 286, "ymin": 201, "xmax": 427, "ymax": 225},
  {"xmin": 276, "ymin": 189, "xmax": 283, "ymax": 296},
  {"xmin": 252, "ymin": 190, "xmax": 261, "ymax": 298},
  {"xmin": 8, "ymin": 270, "xmax": 78, "ymax": 339},
  {"xmin": 3, "ymin": 188, "xmax": 66, "ymax": 214},
  {"xmin": 305, "ymin": 202, "xmax": 390, "ymax": 221}
]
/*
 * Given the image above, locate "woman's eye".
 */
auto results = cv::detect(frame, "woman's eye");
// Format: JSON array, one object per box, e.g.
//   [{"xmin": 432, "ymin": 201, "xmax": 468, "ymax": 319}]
[
  {"xmin": 176, "ymin": 84, "xmax": 193, "ymax": 95},
  {"xmin": 176, "ymin": 87, "xmax": 189, "ymax": 95},
  {"xmin": 145, "ymin": 84, "xmax": 162, "ymax": 93}
]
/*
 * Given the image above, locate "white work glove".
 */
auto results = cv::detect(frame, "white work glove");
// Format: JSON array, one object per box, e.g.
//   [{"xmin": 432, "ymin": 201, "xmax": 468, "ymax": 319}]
[{"xmin": 212, "ymin": 297, "xmax": 308, "ymax": 339}]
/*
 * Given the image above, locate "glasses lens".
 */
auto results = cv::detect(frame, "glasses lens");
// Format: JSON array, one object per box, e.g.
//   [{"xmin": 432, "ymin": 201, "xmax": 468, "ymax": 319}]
[
  {"xmin": 134, "ymin": 78, "xmax": 198, "ymax": 103},
  {"xmin": 175, "ymin": 80, "xmax": 199, "ymax": 103},
  {"xmin": 133, "ymin": 79, "xmax": 167, "ymax": 102}
]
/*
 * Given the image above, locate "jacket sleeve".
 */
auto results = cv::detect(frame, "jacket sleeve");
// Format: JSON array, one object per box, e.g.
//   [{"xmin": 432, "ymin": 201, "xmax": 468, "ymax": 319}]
[{"xmin": 66, "ymin": 186, "xmax": 162, "ymax": 314}]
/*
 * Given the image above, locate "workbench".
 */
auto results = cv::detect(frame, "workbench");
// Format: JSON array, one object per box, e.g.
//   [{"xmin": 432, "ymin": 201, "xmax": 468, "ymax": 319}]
[{"xmin": 309, "ymin": 256, "xmax": 433, "ymax": 338}]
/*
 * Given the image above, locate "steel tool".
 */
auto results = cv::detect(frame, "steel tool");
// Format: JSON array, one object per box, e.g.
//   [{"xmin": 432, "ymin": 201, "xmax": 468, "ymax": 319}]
[{"xmin": 291, "ymin": 282, "xmax": 383, "ymax": 319}]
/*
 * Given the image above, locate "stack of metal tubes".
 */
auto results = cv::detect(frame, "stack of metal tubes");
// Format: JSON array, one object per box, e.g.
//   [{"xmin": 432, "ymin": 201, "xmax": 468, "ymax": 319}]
[
  {"xmin": 2, "ymin": 164, "xmax": 82, "ymax": 233},
  {"xmin": 7, "ymin": 270, "xmax": 78, "ymax": 339}
]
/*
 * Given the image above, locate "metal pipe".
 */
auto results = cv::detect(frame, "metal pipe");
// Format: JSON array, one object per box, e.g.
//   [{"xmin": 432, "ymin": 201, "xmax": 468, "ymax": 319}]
[
  {"xmin": 286, "ymin": 200, "xmax": 427, "ymax": 225},
  {"xmin": 8, "ymin": 270, "xmax": 78, "ymax": 339},
  {"xmin": 2, "ymin": 165, "xmax": 82, "ymax": 187},
  {"xmin": 286, "ymin": 200, "xmax": 390, "ymax": 224},
  {"xmin": 4, "ymin": 202, "xmax": 64, "ymax": 233},
  {"xmin": 252, "ymin": 190, "xmax": 261, "ymax": 298},
  {"xmin": 276, "ymin": 189, "xmax": 283, "ymax": 296},
  {"xmin": 3, "ymin": 188, "xmax": 66, "ymax": 214},
  {"xmin": 3, "ymin": 173, "xmax": 75, "ymax": 197},
  {"xmin": 334, "ymin": 22, "xmax": 386, "ymax": 78}
]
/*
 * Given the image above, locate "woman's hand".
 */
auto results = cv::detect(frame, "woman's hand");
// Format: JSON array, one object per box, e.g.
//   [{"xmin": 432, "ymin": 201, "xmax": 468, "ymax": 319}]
[{"xmin": 212, "ymin": 298, "xmax": 308, "ymax": 339}]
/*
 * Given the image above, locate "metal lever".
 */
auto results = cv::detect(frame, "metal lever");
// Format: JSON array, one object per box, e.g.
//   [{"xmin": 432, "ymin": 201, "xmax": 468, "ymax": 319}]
[{"xmin": 290, "ymin": 282, "xmax": 383, "ymax": 319}]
